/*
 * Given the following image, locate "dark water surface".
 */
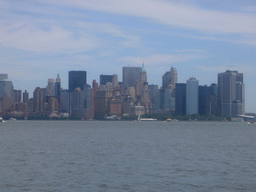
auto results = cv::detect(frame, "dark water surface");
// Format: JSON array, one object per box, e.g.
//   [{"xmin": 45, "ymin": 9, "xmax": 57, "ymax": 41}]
[{"xmin": 0, "ymin": 121, "xmax": 256, "ymax": 191}]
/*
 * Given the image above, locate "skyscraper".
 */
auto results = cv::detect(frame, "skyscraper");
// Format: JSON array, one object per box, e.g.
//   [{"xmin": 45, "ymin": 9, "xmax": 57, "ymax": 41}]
[
  {"xmin": 122, "ymin": 66, "xmax": 141, "ymax": 88},
  {"xmin": 218, "ymin": 70, "xmax": 245, "ymax": 117},
  {"xmin": 136, "ymin": 64, "xmax": 148, "ymax": 98},
  {"xmin": 112, "ymin": 74, "xmax": 118, "ymax": 88},
  {"xmin": 46, "ymin": 78, "xmax": 55, "ymax": 96},
  {"xmin": 13, "ymin": 90, "xmax": 22, "ymax": 103},
  {"xmin": 148, "ymin": 84, "xmax": 160, "ymax": 113},
  {"xmin": 186, "ymin": 77, "xmax": 199, "ymax": 115},
  {"xmin": 0, "ymin": 78, "xmax": 14, "ymax": 111},
  {"xmin": 100, "ymin": 74, "xmax": 113, "ymax": 85},
  {"xmin": 175, "ymin": 83, "xmax": 186, "ymax": 115},
  {"xmin": 162, "ymin": 67, "xmax": 177, "ymax": 88},
  {"xmin": 33, "ymin": 87, "xmax": 44, "ymax": 113},
  {"xmin": 55, "ymin": 74, "xmax": 61, "ymax": 98},
  {"xmin": 199, "ymin": 85, "xmax": 210, "ymax": 115},
  {"xmin": 23, "ymin": 90, "xmax": 29, "ymax": 103},
  {"xmin": 68, "ymin": 71, "xmax": 87, "ymax": 92}
]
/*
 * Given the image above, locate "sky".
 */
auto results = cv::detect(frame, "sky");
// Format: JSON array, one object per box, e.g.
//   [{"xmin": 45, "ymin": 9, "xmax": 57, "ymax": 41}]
[{"xmin": 1, "ymin": 0, "xmax": 256, "ymax": 112}]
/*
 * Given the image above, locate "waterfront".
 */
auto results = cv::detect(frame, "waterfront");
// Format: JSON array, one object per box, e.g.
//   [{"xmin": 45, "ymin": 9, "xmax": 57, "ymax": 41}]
[{"xmin": 0, "ymin": 121, "xmax": 256, "ymax": 191}]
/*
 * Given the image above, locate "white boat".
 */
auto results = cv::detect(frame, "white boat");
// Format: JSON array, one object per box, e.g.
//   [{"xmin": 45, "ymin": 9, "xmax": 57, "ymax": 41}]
[
  {"xmin": 0, "ymin": 117, "xmax": 4, "ymax": 122},
  {"xmin": 137, "ymin": 115, "xmax": 157, "ymax": 121}
]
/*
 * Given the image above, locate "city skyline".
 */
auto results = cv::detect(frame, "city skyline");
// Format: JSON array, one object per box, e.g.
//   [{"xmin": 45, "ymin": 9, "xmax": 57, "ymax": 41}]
[{"xmin": 1, "ymin": 0, "xmax": 256, "ymax": 112}]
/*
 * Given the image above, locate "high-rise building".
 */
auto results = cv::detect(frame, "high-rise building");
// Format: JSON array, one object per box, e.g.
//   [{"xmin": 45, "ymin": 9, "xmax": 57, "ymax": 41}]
[
  {"xmin": 13, "ymin": 89, "xmax": 22, "ymax": 103},
  {"xmin": 199, "ymin": 85, "xmax": 210, "ymax": 115},
  {"xmin": 68, "ymin": 71, "xmax": 87, "ymax": 92},
  {"xmin": 60, "ymin": 89, "xmax": 70, "ymax": 113},
  {"xmin": 136, "ymin": 64, "xmax": 148, "ymax": 98},
  {"xmin": 84, "ymin": 84, "xmax": 94, "ymax": 119},
  {"xmin": 112, "ymin": 74, "xmax": 118, "ymax": 88},
  {"xmin": 0, "ymin": 79, "xmax": 14, "ymax": 111},
  {"xmin": 186, "ymin": 77, "xmax": 199, "ymax": 115},
  {"xmin": 100, "ymin": 75, "xmax": 113, "ymax": 85},
  {"xmin": 218, "ymin": 70, "xmax": 245, "ymax": 117},
  {"xmin": 209, "ymin": 83, "xmax": 219, "ymax": 116},
  {"xmin": 122, "ymin": 66, "xmax": 142, "ymax": 88},
  {"xmin": 141, "ymin": 82, "xmax": 152, "ymax": 114},
  {"xmin": 55, "ymin": 74, "xmax": 61, "ymax": 98},
  {"xmin": 46, "ymin": 78, "xmax": 55, "ymax": 96},
  {"xmin": 70, "ymin": 87, "xmax": 86, "ymax": 118},
  {"xmin": 162, "ymin": 67, "xmax": 177, "ymax": 88},
  {"xmin": 33, "ymin": 87, "xmax": 44, "ymax": 113},
  {"xmin": 148, "ymin": 84, "xmax": 160, "ymax": 113},
  {"xmin": 23, "ymin": 90, "xmax": 29, "ymax": 103},
  {"xmin": 175, "ymin": 83, "xmax": 186, "ymax": 115},
  {"xmin": 159, "ymin": 87, "xmax": 174, "ymax": 112}
]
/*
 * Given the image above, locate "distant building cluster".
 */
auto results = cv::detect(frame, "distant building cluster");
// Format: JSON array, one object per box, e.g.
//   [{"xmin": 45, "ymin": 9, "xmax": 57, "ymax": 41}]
[{"xmin": 0, "ymin": 66, "xmax": 245, "ymax": 119}]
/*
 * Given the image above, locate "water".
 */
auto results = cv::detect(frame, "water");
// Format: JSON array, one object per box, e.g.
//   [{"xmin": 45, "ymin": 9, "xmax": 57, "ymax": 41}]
[{"xmin": 0, "ymin": 121, "xmax": 256, "ymax": 191}]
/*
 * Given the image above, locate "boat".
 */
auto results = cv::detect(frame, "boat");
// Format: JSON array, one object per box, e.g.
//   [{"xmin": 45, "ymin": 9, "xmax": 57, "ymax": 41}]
[
  {"xmin": 247, "ymin": 121, "xmax": 254, "ymax": 125},
  {"xmin": 137, "ymin": 115, "xmax": 157, "ymax": 121},
  {"xmin": 0, "ymin": 117, "xmax": 4, "ymax": 122},
  {"xmin": 166, "ymin": 118, "xmax": 172, "ymax": 122},
  {"xmin": 106, "ymin": 115, "xmax": 118, "ymax": 120}
]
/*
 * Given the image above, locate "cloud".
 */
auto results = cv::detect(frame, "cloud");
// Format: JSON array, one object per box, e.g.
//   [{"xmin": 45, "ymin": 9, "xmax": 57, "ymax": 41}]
[
  {"xmin": 197, "ymin": 63, "xmax": 256, "ymax": 74},
  {"xmin": 0, "ymin": 19, "xmax": 98, "ymax": 53},
  {"xmin": 40, "ymin": 0, "xmax": 256, "ymax": 35},
  {"xmin": 121, "ymin": 50, "xmax": 209, "ymax": 65}
]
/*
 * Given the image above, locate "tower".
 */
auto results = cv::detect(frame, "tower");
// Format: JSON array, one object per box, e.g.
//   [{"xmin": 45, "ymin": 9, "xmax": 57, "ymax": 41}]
[
  {"xmin": 175, "ymin": 83, "xmax": 186, "ymax": 115},
  {"xmin": 68, "ymin": 71, "xmax": 87, "ymax": 92},
  {"xmin": 186, "ymin": 77, "xmax": 199, "ymax": 115},
  {"xmin": 162, "ymin": 67, "xmax": 177, "ymax": 88},
  {"xmin": 55, "ymin": 74, "xmax": 61, "ymax": 98},
  {"xmin": 33, "ymin": 87, "xmax": 44, "ymax": 113},
  {"xmin": 218, "ymin": 70, "xmax": 244, "ymax": 117},
  {"xmin": 122, "ymin": 66, "xmax": 142, "ymax": 88},
  {"xmin": 112, "ymin": 74, "xmax": 118, "ymax": 88},
  {"xmin": 46, "ymin": 78, "xmax": 55, "ymax": 96},
  {"xmin": 23, "ymin": 90, "xmax": 29, "ymax": 103},
  {"xmin": 100, "ymin": 74, "xmax": 113, "ymax": 85}
]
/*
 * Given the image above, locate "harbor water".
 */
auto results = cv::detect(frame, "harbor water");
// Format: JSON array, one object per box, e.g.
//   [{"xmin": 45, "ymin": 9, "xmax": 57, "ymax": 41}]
[{"xmin": 0, "ymin": 120, "xmax": 255, "ymax": 191}]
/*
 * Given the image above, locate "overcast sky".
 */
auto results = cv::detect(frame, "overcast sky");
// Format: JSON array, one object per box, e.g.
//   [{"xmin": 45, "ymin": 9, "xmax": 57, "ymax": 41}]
[{"xmin": 1, "ymin": 0, "xmax": 256, "ymax": 112}]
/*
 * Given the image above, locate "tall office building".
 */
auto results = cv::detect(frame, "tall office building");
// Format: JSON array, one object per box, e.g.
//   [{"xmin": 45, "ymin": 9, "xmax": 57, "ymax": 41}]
[
  {"xmin": 162, "ymin": 67, "xmax": 177, "ymax": 88},
  {"xmin": 0, "ymin": 78, "xmax": 14, "ymax": 111},
  {"xmin": 13, "ymin": 90, "xmax": 22, "ymax": 103},
  {"xmin": 136, "ymin": 64, "xmax": 148, "ymax": 98},
  {"xmin": 33, "ymin": 87, "xmax": 44, "ymax": 113},
  {"xmin": 112, "ymin": 74, "xmax": 118, "ymax": 88},
  {"xmin": 46, "ymin": 78, "xmax": 55, "ymax": 96},
  {"xmin": 23, "ymin": 90, "xmax": 29, "ymax": 103},
  {"xmin": 159, "ymin": 87, "xmax": 175, "ymax": 111},
  {"xmin": 70, "ymin": 87, "xmax": 86, "ymax": 118},
  {"xmin": 60, "ymin": 89, "xmax": 70, "ymax": 113},
  {"xmin": 175, "ymin": 83, "xmax": 186, "ymax": 115},
  {"xmin": 199, "ymin": 85, "xmax": 210, "ymax": 115},
  {"xmin": 186, "ymin": 77, "xmax": 199, "ymax": 115},
  {"xmin": 55, "ymin": 74, "xmax": 61, "ymax": 98},
  {"xmin": 148, "ymin": 84, "xmax": 160, "ymax": 113},
  {"xmin": 68, "ymin": 71, "xmax": 87, "ymax": 92},
  {"xmin": 100, "ymin": 75, "xmax": 113, "ymax": 85},
  {"xmin": 84, "ymin": 84, "xmax": 94, "ymax": 119},
  {"xmin": 209, "ymin": 83, "xmax": 219, "ymax": 116},
  {"xmin": 218, "ymin": 70, "xmax": 245, "ymax": 117},
  {"xmin": 122, "ymin": 66, "xmax": 142, "ymax": 88}
]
